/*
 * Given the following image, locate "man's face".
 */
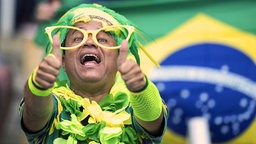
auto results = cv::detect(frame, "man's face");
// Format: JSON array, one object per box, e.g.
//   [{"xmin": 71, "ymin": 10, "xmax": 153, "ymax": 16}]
[{"xmin": 62, "ymin": 21, "xmax": 119, "ymax": 88}]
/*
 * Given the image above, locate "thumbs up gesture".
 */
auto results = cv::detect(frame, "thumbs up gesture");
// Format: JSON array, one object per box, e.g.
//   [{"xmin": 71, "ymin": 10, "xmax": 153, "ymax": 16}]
[
  {"xmin": 117, "ymin": 40, "xmax": 146, "ymax": 92},
  {"xmin": 34, "ymin": 35, "xmax": 62, "ymax": 89}
]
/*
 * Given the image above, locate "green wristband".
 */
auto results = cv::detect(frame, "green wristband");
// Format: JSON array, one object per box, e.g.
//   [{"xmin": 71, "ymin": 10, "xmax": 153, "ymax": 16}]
[
  {"xmin": 130, "ymin": 80, "xmax": 162, "ymax": 122},
  {"xmin": 28, "ymin": 73, "xmax": 53, "ymax": 97}
]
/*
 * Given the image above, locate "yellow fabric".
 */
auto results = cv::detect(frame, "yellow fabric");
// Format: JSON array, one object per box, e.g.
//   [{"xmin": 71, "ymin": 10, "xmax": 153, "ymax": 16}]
[{"xmin": 227, "ymin": 119, "xmax": 256, "ymax": 144}]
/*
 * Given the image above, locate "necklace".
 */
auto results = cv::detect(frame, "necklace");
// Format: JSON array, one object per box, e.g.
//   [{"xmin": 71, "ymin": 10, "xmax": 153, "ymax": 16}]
[{"xmin": 52, "ymin": 86, "xmax": 138, "ymax": 144}]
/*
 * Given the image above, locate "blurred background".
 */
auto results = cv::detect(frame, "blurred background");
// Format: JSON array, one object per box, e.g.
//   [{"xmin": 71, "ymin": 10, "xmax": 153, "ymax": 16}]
[{"xmin": 1, "ymin": 0, "xmax": 256, "ymax": 143}]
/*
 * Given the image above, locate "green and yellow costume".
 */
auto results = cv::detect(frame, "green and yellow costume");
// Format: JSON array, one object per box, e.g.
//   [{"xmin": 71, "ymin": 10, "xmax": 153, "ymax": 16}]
[{"xmin": 20, "ymin": 3, "xmax": 168, "ymax": 144}]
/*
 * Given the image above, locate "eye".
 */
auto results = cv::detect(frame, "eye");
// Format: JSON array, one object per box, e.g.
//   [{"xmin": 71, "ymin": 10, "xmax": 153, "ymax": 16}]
[
  {"xmin": 96, "ymin": 31, "xmax": 115, "ymax": 44},
  {"xmin": 74, "ymin": 37, "xmax": 83, "ymax": 42},
  {"xmin": 97, "ymin": 38, "xmax": 108, "ymax": 43}
]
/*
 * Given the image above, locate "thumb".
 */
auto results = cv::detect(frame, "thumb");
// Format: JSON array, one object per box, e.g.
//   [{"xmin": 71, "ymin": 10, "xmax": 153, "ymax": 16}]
[
  {"xmin": 117, "ymin": 40, "xmax": 128, "ymax": 68},
  {"xmin": 51, "ymin": 35, "xmax": 62, "ymax": 62}
]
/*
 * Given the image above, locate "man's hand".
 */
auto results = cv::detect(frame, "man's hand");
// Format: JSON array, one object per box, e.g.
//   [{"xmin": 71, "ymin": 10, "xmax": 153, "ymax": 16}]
[
  {"xmin": 22, "ymin": 35, "xmax": 61, "ymax": 132},
  {"xmin": 117, "ymin": 40, "xmax": 146, "ymax": 92},
  {"xmin": 35, "ymin": 35, "xmax": 62, "ymax": 89}
]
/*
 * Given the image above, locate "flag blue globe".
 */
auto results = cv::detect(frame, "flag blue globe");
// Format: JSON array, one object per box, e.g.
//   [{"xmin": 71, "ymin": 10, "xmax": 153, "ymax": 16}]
[{"xmin": 150, "ymin": 43, "xmax": 256, "ymax": 142}]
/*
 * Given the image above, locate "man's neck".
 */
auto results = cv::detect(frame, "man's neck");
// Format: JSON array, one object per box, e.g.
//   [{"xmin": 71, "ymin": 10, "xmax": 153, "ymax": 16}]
[{"xmin": 69, "ymin": 81, "xmax": 114, "ymax": 103}]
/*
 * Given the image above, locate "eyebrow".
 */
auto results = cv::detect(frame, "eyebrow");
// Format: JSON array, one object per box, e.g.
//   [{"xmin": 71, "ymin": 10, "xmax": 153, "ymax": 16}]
[
  {"xmin": 68, "ymin": 26, "xmax": 83, "ymax": 35},
  {"xmin": 71, "ymin": 30, "xmax": 80, "ymax": 35},
  {"xmin": 70, "ymin": 26, "xmax": 104, "ymax": 35}
]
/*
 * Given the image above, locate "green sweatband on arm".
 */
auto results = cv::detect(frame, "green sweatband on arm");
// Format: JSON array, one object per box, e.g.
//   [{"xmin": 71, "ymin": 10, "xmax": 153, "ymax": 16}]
[{"xmin": 129, "ymin": 80, "xmax": 162, "ymax": 122}]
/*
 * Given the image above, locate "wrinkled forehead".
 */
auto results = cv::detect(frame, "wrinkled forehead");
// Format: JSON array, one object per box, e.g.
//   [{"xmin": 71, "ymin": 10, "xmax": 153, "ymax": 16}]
[
  {"xmin": 73, "ymin": 21, "xmax": 104, "ymax": 30},
  {"xmin": 61, "ymin": 7, "xmax": 120, "ymax": 27}
]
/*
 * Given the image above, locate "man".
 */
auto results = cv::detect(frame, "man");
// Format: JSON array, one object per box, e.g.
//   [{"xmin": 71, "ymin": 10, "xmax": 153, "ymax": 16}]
[{"xmin": 20, "ymin": 3, "xmax": 168, "ymax": 144}]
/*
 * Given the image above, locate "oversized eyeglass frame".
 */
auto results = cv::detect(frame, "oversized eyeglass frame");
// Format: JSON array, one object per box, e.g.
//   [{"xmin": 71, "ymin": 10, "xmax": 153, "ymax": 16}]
[{"xmin": 45, "ymin": 25, "xmax": 135, "ymax": 50}]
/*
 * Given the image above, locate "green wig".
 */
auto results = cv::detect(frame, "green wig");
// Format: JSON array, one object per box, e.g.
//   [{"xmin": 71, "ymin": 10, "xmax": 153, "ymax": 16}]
[{"xmin": 46, "ymin": 3, "xmax": 141, "ymax": 65}]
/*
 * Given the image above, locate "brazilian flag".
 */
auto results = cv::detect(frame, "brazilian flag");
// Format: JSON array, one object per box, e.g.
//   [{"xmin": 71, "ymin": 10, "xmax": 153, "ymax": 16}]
[{"xmin": 104, "ymin": 0, "xmax": 256, "ymax": 143}]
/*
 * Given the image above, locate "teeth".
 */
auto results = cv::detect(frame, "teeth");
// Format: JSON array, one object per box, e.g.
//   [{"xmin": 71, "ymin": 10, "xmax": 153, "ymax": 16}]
[{"xmin": 81, "ymin": 54, "xmax": 101, "ymax": 64}]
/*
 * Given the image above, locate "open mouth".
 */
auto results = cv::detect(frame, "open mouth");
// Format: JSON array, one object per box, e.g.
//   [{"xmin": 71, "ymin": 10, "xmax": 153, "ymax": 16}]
[{"xmin": 80, "ymin": 54, "xmax": 101, "ymax": 65}]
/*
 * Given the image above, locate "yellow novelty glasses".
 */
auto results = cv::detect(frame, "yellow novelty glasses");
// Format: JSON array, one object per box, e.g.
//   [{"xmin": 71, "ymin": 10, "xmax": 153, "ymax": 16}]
[{"xmin": 45, "ymin": 25, "xmax": 134, "ymax": 50}]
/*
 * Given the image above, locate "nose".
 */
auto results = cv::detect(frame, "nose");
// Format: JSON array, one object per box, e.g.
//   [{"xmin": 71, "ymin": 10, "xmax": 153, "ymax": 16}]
[{"xmin": 83, "ymin": 33, "xmax": 97, "ymax": 48}]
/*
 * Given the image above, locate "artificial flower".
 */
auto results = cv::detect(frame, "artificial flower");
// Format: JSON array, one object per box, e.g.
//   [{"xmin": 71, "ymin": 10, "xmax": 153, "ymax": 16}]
[
  {"xmin": 99, "ymin": 127, "xmax": 122, "ymax": 144},
  {"xmin": 55, "ymin": 114, "xmax": 86, "ymax": 141},
  {"xmin": 52, "ymin": 86, "xmax": 138, "ymax": 144}
]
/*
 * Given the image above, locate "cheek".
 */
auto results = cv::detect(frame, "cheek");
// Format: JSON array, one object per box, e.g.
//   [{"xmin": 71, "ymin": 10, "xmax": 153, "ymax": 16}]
[
  {"xmin": 103, "ymin": 50, "xmax": 119, "ymax": 70},
  {"xmin": 105, "ymin": 50, "xmax": 118, "ymax": 62},
  {"xmin": 62, "ymin": 52, "xmax": 76, "ymax": 71},
  {"xmin": 64, "ymin": 38, "xmax": 72, "ymax": 47}
]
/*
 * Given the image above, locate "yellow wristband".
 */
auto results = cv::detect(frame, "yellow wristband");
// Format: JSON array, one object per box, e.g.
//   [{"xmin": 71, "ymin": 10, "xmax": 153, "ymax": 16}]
[
  {"xmin": 32, "ymin": 66, "xmax": 43, "ymax": 88},
  {"xmin": 48, "ymin": 53, "xmax": 56, "ymax": 59},
  {"xmin": 28, "ymin": 74, "xmax": 53, "ymax": 97}
]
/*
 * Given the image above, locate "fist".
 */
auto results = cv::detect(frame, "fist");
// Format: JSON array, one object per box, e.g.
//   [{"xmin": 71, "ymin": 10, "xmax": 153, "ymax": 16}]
[
  {"xmin": 34, "ymin": 35, "xmax": 62, "ymax": 89},
  {"xmin": 117, "ymin": 40, "xmax": 146, "ymax": 92}
]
